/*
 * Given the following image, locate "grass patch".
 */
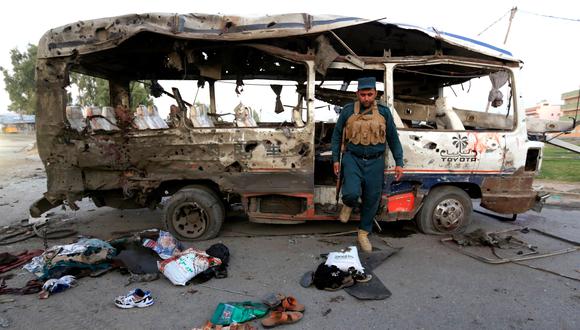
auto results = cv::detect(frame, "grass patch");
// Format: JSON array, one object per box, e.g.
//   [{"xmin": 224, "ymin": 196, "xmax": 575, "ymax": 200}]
[{"xmin": 537, "ymin": 142, "xmax": 580, "ymax": 182}]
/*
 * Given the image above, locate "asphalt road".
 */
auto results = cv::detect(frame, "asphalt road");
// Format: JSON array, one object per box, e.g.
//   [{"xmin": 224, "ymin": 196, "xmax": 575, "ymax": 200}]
[{"xmin": 0, "ymin": 135, "xmax": 579, "ymax": 329}]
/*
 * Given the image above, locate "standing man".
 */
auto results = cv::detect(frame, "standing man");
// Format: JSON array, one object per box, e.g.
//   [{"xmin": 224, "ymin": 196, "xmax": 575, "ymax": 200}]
[{"xmin": 331, "ymin": 77, "xmax": 404, "ymax": 252}]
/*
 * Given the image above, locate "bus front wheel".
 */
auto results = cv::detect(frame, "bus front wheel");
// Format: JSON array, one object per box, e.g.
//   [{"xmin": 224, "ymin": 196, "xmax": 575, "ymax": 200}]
[{"xmin": 416, "ymin": 186, "xmax": 472, "ymax": 235}]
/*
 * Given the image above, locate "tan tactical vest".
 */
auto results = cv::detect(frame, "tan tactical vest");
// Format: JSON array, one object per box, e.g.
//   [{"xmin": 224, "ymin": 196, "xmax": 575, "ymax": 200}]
[{"xmin": 344, "ymin": 101, "xmax": 386, "ymax": 145}]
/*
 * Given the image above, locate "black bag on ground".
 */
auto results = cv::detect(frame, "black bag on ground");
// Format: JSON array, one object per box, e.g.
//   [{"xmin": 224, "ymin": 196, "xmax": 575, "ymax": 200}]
[
  {"xmin": 193, "ymin": 243, "xmax": 230, "ymax": 283},
  {"xmin": 313, "ymin": 262, "xmax": 353, "ymax": 291},
  {"xmin": 206, "ymin": 243, "xmax": 230, "ymax": 266}
]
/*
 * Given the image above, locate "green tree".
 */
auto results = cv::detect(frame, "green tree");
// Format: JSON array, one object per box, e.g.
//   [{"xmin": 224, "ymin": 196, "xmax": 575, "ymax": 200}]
[
  {"xmin": 70, "ymin": 73, "xmax": 109, "ymax": 106},
  {"xmin": 70, "ymin": 73, "xmax": 152, "ymax": 108},
  {"xmin": 129, "ymin": 81, "xmax": 153, "ymax": 107},
  {"xmin": 2, "ymin": 43, "xmax": 152, "ymax": 113},
  {"xmin": 0, "ymin": 44, "xmax": 37, "ymax": 114}
]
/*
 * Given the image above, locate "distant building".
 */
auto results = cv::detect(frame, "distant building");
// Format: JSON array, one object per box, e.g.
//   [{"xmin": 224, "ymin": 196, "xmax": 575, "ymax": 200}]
[
  {"xmin": 0, "ymin": 112, "xmax": 35, "ymax": 134},
  {"xmin": 525, "ymin": 101, "xmax": 562, "ymax": 120},
  {"xmin": 560, "ymin": 89, "xmax": 580, "ymax": 138}
]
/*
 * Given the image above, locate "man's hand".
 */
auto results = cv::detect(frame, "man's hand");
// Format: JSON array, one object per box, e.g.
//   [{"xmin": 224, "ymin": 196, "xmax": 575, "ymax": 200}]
[
  {"xmin": 394, "ymin": 166, "xmax": 403, "ymax": 181},
  {"xmin": 333, "ymin": 162, "xmax": 340, "ymax": 177}
]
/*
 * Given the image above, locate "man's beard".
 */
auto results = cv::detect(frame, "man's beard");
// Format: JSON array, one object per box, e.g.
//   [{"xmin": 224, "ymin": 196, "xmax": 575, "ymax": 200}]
[{"xmin": 361, "ymin": 100, "xmax": 373, "ymax": 109}]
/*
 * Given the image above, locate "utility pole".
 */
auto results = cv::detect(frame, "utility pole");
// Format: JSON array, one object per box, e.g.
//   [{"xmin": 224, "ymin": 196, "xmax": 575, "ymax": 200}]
[{"xmin": 503, "ymin": 6, "xmax": 518, "ymax": 45}]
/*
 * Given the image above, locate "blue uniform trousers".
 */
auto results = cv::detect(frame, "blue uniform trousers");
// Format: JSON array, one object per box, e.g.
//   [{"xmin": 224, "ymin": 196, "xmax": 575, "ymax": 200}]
[{"xmin": 340, "ymin": 151, "xmax": 385, "ymax": 232}]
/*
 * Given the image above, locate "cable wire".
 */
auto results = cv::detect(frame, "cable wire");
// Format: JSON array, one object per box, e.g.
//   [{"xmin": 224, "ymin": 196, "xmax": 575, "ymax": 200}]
[
  {"xmin": 519, "ymin": 9, "xmax": 580, "ymax": 23},
  {"xmin": 478, "ymin": 9, "xmax": 511, "ymax": 36}
]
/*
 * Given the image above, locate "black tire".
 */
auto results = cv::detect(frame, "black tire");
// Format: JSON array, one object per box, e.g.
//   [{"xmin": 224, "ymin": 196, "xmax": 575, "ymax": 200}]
[
  {"xmin": 416, "ymin": 186, "xmax": 472, "ymax": 235},
  {"xmin": 181, "ymin": 184, "xmax": 226, "ymax": 216},
  {"xmin": 163, "ymin": 187, "xmax": 224, "ymax": 241}
]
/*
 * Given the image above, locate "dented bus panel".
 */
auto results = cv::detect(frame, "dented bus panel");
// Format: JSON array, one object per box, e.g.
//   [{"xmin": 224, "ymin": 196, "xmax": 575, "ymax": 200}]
[{"xmin": 31, "ymin": 13, "xmax": 547, "ymax": 239}]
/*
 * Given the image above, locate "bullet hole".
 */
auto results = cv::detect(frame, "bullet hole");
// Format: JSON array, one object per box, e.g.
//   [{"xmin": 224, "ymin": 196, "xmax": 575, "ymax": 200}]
[
  {"xmin": 225, "ymin": 161, "xmax": 243, "ymax": 172},
  {"xmin": 291, "ymin": 163, "xmax": 296, "ymax": 168},
  {"xmin": 198, "ymin": 166, "xmax": 204, "ymax": 171},
  {"xmin": 423, "ymin": 142, "xmax": 437, "ymax": 150},
  {"xmin": 245, "ymin": 142, "xmax": 258, "ymax": 152},
  {"xmin": 410, "ymin": 135, "xmax": 421, "ymax": 141},
  {"xmin": 298, "ymin": 143, "xmax": 309, "ymax": 156},
  {"xmin": 267, "ymin": 21, "xmax": 276, "ymax": 28},
  {"xmin": 95, "ymin": 28, "xmax": 107, "ymax": 41},
  {"xmin": 225, "ymin": 21, "xmax": 233, "ymax": 29}
]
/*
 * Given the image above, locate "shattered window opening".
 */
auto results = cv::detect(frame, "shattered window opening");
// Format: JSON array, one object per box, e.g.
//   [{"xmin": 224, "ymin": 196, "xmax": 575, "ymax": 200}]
[{"xmin": 392, "ymin": 63, "xmax": 516, "ymax": 132}]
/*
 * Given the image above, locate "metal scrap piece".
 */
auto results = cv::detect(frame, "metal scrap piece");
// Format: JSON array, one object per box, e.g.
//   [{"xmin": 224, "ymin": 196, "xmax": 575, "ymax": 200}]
[
  {"xmin": 314, "ymin": 35, "xmax": 339, "ymax": 75},
  {"xmin": 442, "ymin": 227, "xmax": 580, "ymax": 265}
]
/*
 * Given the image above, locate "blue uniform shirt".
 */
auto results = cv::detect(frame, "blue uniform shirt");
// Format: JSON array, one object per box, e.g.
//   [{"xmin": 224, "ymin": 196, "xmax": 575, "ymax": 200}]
[{"xmin": 331, "ymin": 102, "xmax": 404, "ymax": 167}]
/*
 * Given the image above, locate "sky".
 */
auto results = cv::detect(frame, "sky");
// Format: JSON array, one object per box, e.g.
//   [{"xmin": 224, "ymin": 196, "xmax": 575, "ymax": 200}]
[{"xmin": 0, "ymin": 0, "xmax": 579, "ymax": 117}]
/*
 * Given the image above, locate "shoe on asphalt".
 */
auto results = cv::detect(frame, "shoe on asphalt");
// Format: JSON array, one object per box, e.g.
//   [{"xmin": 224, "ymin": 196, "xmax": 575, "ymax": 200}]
[
  {"xmin": 114, "ymin": 288, "xmax": 154, "ymax": 309},
  {"xmin": 348, "ymin": 267, "xmax": 373, "ymax": 283},
  {"xmin": 339, "ymin": 205, "xmax": 352, "ymax": 223},
  {"xmin": 358, "ymin": 229, "xmax": 372, "ymax": 253},
  {"xmin": 353, "ymin": 272, "xmax": 373, "ymax": 283}
]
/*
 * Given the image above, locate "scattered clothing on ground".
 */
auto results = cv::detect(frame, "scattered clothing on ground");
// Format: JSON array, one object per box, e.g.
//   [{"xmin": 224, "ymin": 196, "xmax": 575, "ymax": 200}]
[
  {"xmin": 23, "ymin": 238, "xmax": 116, "ymax": 280},
  {"xmin": 39, "ymin": 275, "xmax": 77, "ymax": 299},
  {"xmin": 112, "ymin": 245, "xmax": 159, "ymax": 275},
  {"xmin": 0, "ymin": 250, "xmax": 43, "ymax": 273},
  {"xmin": 0, "ymin": 277, "xmax": 42, "ymax": 295}
]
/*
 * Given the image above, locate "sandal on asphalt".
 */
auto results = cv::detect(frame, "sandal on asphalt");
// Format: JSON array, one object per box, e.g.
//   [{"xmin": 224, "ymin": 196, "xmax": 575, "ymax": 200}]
[
  {"xmin": 261, "ymin": 311, "xmax": 303, "ymax": 328},
  {"xmin": 276, "ymin": 296, "xmax": 305, "ymax": 312},
  {"xmin": 114, "ymin": 288, "xmax": 154, "ymax": 309}
]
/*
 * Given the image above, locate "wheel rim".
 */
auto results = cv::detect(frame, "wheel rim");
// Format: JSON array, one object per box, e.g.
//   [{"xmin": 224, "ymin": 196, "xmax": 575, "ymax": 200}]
[
  {"xmin": 432, "ymin": 198, "xmax": 465, "ymax": 232},
  {"xmin": 171, "ymin": 201, "xmax": 208, "ymax": 239}
]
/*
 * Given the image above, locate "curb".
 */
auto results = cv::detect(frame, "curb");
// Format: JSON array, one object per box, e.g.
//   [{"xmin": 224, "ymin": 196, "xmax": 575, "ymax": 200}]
[{"xmin": 543, "ymin": 191, "xmax": 580, "ymax": 210}]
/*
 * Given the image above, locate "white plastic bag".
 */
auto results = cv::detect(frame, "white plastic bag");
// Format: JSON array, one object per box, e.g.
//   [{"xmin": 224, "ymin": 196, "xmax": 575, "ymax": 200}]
[
  {"xmin": 157, "ymin": 248, "xmax": 221, "ymax": 286},
  {"xmin": 325, "ymin": 246, "xmax": 364, "ymax": 272}
]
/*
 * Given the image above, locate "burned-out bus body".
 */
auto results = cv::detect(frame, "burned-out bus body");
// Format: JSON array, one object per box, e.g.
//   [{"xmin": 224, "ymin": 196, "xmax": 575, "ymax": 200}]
[{"xmin": 32, "ymin": 13, "xmax": 547, "ymax": 239}]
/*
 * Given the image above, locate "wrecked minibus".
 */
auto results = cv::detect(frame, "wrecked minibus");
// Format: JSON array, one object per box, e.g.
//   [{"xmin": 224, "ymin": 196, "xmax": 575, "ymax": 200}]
[{"xmin": 31, "ymin": 13, "xmax": 549, "ymax": 240}]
